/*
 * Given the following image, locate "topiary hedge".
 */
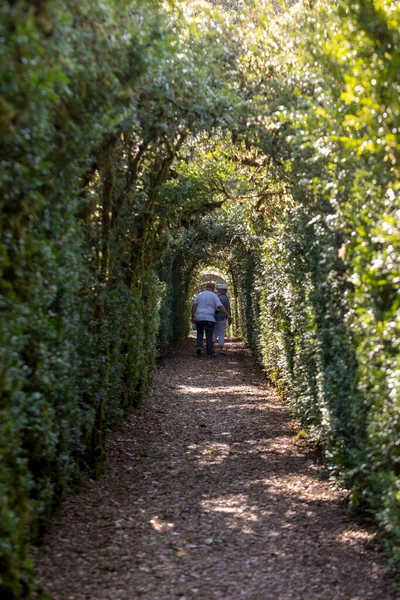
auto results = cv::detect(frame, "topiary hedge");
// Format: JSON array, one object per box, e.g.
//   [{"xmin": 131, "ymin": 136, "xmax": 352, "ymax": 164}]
[{"xmin": 1, "ymin": 0, "xmax": 399, "ymax": 596}]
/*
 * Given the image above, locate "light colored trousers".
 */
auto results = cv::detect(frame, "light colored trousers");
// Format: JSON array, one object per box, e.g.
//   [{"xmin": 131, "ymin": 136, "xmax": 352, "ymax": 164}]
[{"xmin": 213, "ymin": 320, "xmax": 226, "ymax": 347}]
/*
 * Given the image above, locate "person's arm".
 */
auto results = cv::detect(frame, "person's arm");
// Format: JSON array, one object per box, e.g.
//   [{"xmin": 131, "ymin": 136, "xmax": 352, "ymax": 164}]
[
  {"xmin": 191, "ymin": 302, "xmax": 198, "ymax": 323},
  {"xmin": 216, "ymin": 304, "xmax": 229, "ymax": 317},
  {"xmin": 217, "ymin": 304, "xmax": 232, "ymax": 325}
]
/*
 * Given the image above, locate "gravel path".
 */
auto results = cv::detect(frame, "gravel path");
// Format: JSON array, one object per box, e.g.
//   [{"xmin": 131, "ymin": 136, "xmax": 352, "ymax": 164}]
[{"xmin": 33, "ymin": 338, "xmax": 397, "ymax": 600}]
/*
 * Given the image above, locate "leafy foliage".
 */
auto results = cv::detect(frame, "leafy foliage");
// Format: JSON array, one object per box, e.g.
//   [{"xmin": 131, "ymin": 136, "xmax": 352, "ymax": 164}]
[{"xmin": 1, "ymin": 0, "xmax": 399, "ymax": 596}]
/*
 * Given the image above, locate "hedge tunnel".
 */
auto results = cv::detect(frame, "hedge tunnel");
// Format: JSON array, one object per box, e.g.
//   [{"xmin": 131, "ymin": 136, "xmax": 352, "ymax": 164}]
[{"xmin": 0, "ymin": 0, "xmax": 399, "ymax": 597}]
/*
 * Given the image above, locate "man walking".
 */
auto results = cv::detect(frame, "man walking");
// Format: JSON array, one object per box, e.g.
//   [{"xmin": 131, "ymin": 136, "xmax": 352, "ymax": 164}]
[
  {"xmin": 213, "ymin": 283, "xmax": 232, "ymax": 351},
  {"xmin": 192, "ymin": 282, "xmax": 230, "ymax": 357}
]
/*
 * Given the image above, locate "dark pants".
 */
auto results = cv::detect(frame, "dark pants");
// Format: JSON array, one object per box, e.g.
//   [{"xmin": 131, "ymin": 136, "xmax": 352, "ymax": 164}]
[{"xmin": 196, "ymin": 320, "xmax": 215, "ymax": 355}]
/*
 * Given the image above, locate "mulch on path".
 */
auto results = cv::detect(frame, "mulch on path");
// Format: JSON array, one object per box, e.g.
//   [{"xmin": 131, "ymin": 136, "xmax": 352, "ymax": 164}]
[{"xmin": 33, "ymin": 339, "xmax": 397, "ymax": 600}]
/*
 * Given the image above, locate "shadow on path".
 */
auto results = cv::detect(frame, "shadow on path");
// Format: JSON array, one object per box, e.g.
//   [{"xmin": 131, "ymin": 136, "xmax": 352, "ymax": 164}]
[{"xmin": 33, "ymin": 339, "xmax": 397, "ymax": 600}]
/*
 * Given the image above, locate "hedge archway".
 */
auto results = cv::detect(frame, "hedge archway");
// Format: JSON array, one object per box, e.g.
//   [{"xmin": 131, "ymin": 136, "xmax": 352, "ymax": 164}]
[{"xmin": 1, "ymin": 0, "xmax": 399, "ymax": 596}]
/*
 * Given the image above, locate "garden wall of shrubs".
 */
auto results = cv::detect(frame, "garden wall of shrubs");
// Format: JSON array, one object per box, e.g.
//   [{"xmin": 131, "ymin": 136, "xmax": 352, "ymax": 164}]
[{"xmin": 1, "ymin": 0, "xmax": 399, "ymax": 597}]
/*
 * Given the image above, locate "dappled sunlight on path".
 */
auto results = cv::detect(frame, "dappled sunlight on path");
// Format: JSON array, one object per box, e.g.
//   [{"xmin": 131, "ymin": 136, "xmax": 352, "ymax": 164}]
[{"xmin": 33, "ymin": 339, "xmax": 395, "ymax": 600}]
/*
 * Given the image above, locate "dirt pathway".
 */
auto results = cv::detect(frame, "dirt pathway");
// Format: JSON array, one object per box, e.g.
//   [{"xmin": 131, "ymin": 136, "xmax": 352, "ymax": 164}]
[{"xmin": 33, "ymin": 339, "xmax": 396, "ymax": 600}]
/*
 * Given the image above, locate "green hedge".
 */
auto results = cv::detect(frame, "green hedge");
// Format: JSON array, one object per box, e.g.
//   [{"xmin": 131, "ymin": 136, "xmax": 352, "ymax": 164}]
[
  {"xmin": 250, "ymin": 0, "xmax": 400, "ymax": 559},
  {"xmin": 1, "ymin": 0, "xmax": 399, "ymax": 596},
  {"xmin": 0, "ymin": 2, "xmax": 165, "ymax": 595}
]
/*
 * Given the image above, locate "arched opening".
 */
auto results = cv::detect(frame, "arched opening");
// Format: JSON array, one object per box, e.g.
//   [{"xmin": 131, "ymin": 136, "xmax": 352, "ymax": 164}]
[{"xmin": 167, "ymin": 217, "xmax": 250, "ymax": 344}]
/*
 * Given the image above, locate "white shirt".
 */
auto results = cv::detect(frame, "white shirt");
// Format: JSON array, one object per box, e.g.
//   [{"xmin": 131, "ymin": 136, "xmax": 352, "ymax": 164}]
[{"xmin": 194, "ymin": 291, "xmax": 222, "ymax": 322}]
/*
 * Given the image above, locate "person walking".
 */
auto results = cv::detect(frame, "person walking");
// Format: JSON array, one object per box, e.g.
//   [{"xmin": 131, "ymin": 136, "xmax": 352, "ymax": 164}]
[
  {"xmin": 213, "ymin": 283, "xmax": 232, "ymax": 351},
  {"xmin": 192, "ymin": 282, "xmax": 230, "ymax": 357}
]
